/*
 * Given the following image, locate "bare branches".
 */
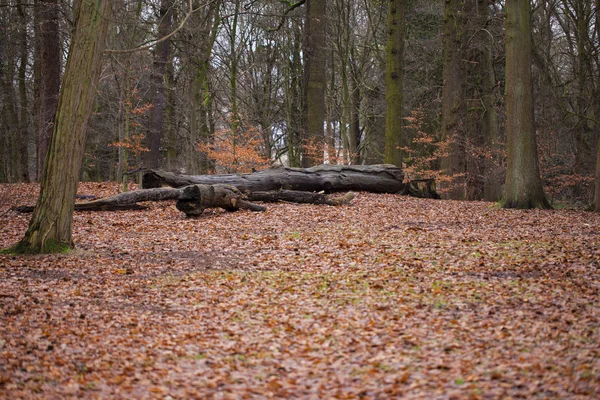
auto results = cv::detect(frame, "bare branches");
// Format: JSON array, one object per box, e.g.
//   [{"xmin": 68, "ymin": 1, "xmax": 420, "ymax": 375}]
[{"xmin": 105, "ymin": 0, "xmax": 211, "ymax": 55}]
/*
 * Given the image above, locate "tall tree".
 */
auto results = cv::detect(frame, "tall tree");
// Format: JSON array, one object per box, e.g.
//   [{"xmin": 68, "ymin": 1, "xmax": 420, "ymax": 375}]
[
  {"xmin": 147, "ymin": 0, "xmax": 174, "ymax": 169},
  {"xmin": 384, "ymin": 0, "xmax": 405, "ymax": 167},
  {"xmin": 34, "ymin": 0, "xmax": 61, "ymax": 180},
  {"xmin": 302, "ymin": 0, "xmax": 327, "ymax": 167},
  {"xmin": 9, "ymin": 0, "xmax": 111, "ymax": 254},
  {"xmin": 439, "ymin": 0, "xmax": 468, "ymax": 199},
  {"xmin": 594, "ymin": 0, "xmax": 600, "ymax": 212},
  {"xmin": 188, "ymin": 0, "xmax": 221, "ymax": 174},
  {"xmin": 502, "ymin": 0, "xmax": 550, "ymax": 209}
]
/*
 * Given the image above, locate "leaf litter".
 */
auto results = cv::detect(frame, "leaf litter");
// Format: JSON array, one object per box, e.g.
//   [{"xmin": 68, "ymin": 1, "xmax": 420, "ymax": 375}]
[{"xmin": 0, "ymin": 182, "xmax": 599, "ymax": 399}]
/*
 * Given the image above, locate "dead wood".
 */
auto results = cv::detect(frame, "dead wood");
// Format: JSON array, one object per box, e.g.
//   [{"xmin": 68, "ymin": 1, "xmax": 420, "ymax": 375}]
[{"xmin": 142, "ymin": 164, "xmax": 407, "ymax": 194}]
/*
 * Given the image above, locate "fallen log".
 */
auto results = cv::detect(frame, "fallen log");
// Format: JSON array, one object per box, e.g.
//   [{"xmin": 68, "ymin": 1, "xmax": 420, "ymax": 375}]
[
  {"xmin": 142, "ymin": 164, "xmax": 407, "ymax": 194},
  {"xmin": 12, "ymin": 188, "xmax": 182, "ymax": 213},
  {"xmin": 247, "ymin": 190, "xmax": 356, "ymax": 206},
  {"xmin": 176, "ymin": 184, "xmax": 266, "ymax": 216}
]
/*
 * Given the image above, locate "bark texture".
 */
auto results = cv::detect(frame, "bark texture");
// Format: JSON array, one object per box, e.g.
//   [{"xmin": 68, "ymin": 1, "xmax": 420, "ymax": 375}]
[
  {"xmin": 34, "ymin": 0, "xmax": 61, "ymax": 180},
  {"xmin": 502, "ymin": 0, "xmax": 550, "ymax": 209},
  {"xmin": 439, "ymin": 0, "xmax": 465, "ymax": 199},
  {"xmin": 147, "ymin": 0, "xmax": 173, "ymax": 169},
  {"xmin": 11, "ymin": 0, "xmax": 111, "ymax": 253},
  {"xmin": 302, "ymin": 0, "xmax": 327, "ymax": 166},
  {"xmin": 143, "ymin": 164, "xmax": 406, "ymax": 194},
  {"xmin": 384, "ymin": 0, "xmax": 405, "ymax": 167}
]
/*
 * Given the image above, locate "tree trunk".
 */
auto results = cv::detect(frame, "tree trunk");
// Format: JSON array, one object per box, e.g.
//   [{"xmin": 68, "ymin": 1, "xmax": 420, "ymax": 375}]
[
  {"xmin": 302, "ymin": 0, "xmax": 327, "ymax": 167},
  {"xmin": 439, "ymin": 0, "xmax": 465, "ymax": 199},
  {"xmin": 0, "ymin": 18, "xmax": 20, "ymax": 182},
  {"xmin": 147, "ymin": 0, "xmax": 173, "ymax": 169},
  {"xmin": 143, "ymin": 164, "xmax": 407, "ymax": 194},
  {"xmin": 15, "ymin": 188, "xmax": 356, "ymax": 215},
  {"xmin": 188, "ymin": 0, "xmax": 220, "ymax": 174},
  {"xmin": 594, "ymin": 0, "xmax": 600, "ymax": 212},
  {"xmin": 502, "ymin": 0, "xmax": 550, "ymax": 209},
  {"xmin": 34, "ymin": 0, "xmax": 61, "ymax": 181},
  {"xmin": 10, "ymin": 0, "xmax": 111, "ymax": 254},
  {"xmin": 595, "ymin": 126, "xmax": 600, "ymax": 211},
  {"xmin": 17, "ymin": 1, "xmax": 31, "ymax": 182},
  {"xmin": 384, "ymin": 0, "xmax": 405, "ymax": 167}
]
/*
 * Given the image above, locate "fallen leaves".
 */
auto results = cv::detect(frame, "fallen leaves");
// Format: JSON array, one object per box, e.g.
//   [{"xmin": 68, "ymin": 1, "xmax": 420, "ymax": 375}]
[{"xmin": 0, "ymin": 182, "xmax": 599, "ymax": 398}]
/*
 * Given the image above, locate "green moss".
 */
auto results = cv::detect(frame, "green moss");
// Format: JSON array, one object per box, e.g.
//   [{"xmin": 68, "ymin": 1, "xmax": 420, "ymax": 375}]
[{"xmin": 2, "ymin": 239, "xmax": 72, "ymax": 255}]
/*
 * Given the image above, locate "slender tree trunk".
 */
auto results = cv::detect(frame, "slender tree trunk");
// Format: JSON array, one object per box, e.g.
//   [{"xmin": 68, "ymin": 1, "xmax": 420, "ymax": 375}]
[
  {"xmin": 502, "ymin": 0, "xmax": 550, "ymax": 209},
  {"xmin": 147, "ymin": 0, "xmax": 173, "ymax": 169},
  {"xmin": 0, "ymin": 14, "xmax": 20, "ymax": 182},
  {"xmin": 17, "ymin": 1, "xmax": 31, "ymax": 182},
  {"xmin": 302, "ymin": 0, "xmax": 327, "ymax": 167},
  {"xmin": 34, "ymin": 0, "xmax": 61, "ymax": 181},
  {"xmin": 189, "ymin": 0, "xmax": 220, "ymax": 174},
  {"xmin": 439, "ymin": 0, "xmax": 465, "ymax": 199},
  {"xmin": 285, "ymin": 24, "xmax": 303, "ymax": 167},
  {"xmin": 595, "ymin": 120, "xmax": 600, "ymax": 211},
  {"xmin": 482, "ymin": 10, "xmax": 501, "ymax": 202},
  {"xmin": 349, "ymin": 56, "xmax": 362, "ymax": 164},
  {"xmin": 594, "ymin": 0, "xmax": 600, "ymax": 211},
  {"xmin": 384, "ymin": 0, "xmax": 404, "ymax": 167},
  {"xmin": 11, "ymin": 0, "xmax": 111, "ymax": 253}
]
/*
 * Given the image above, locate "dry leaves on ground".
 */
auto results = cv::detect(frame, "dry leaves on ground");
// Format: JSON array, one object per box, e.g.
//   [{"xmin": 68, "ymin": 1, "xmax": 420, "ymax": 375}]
[{"xmin": 0, "ymin": 182, "xmax": 599, "ymax": 399}]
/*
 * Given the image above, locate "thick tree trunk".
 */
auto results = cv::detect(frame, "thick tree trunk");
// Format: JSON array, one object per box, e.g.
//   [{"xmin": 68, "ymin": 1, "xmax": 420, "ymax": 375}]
[
  {"xmin": 384, "ymin": 0, "xmax": 405, "ymax": 167},
  {"xmin": 302, "ymin": 0, "xmax": 327, "ymax": 167},
  {"xmin": 502, "ymin": 0, "xmax": 550, "ymax": 209},
  {"xmin": 34, "ymin": 0, "xmax": 61, "ymax": 181},
  {"xmin": 143, "ymin": 164, "xmax": 407, "ymax": 194},
  {"xmin": 147, "ymin": 0, "xmax": 173, "ymax": 169},
  {"xmin": 439, "ymin": 0, "xmax": 465, "ymax": 200},
  {"xmin": 10, "ymin": 0, "xmax": 111, "ymax": 253}
]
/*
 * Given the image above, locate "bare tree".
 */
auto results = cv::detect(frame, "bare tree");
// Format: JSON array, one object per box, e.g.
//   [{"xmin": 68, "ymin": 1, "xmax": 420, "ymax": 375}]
[
  {"xmin": 502, "ymin": 0, "xmax": 550, "ymax": 209},
  {"xmin": 9, "ymin": 0, "xmax": 112, "ymax": 253}
]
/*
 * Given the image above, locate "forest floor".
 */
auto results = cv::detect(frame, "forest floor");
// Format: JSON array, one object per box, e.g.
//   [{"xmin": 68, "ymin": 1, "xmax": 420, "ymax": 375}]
[{"xmin": 0, "ymin": 182, "xmax": 599, "ymax": 399}]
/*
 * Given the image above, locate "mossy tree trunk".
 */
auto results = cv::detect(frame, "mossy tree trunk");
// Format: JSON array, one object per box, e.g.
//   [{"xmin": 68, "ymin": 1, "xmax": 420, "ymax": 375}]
[
  {"xmin": 501, "ymin": 0, "xmax": 550, "ymax": 209},
  {"xmin": 384, "ymin": 0, "xmax": 404, "ymax": 167},
  {"xmin": 10, "ymin": 0, "xmax": 111, "ymax": 253}
]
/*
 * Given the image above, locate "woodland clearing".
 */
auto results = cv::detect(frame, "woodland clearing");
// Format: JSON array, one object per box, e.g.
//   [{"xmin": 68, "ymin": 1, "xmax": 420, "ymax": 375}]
[{"xmin": 0, "ymin": 182, "xmax": 599, "ymax": 399}]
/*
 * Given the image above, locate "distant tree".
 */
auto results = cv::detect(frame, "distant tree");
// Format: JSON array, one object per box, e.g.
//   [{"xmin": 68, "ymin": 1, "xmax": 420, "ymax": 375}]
[
  {"xmin": 8, "ymin": 0, "xmax": 111, "ymax": 253},
  {"xmin": 384, "ymin": 0, "xmax": 405, "ymax": 167},
  {"xmin": 501, "ymin": 0, "xmax": 550, "ymax": 209},
  {"xmin": 34, "ymin": 0, "xmax": 61, "ymax": 180},
  {"xmin": 302, "ymin": 0, "xmax": 327, "ymax": 167},
  {"xmin": 439, "ymin": 0, "xmax": 465, "ymax": 199},
  {"xmin": 147, "ymin": 0, "xmax": 174, "ymax": 169}
]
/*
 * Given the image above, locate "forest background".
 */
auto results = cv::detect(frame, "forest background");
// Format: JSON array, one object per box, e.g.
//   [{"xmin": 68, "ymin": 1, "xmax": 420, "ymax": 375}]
[{"xmin": 0, "ymin": 0, "xmax": 599, "ymax": 208}]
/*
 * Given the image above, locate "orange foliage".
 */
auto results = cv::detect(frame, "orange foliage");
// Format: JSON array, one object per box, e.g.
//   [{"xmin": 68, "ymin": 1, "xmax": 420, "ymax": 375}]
[{"xmin": 198, "ymin": 116, "xmax": 270, "ymax": 173}]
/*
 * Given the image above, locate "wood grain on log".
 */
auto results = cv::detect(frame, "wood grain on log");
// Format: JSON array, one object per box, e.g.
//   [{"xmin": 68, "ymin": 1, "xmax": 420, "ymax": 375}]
[{"xmin": 142, "ymin": 164, "xmax": 406, "ymax": 194}]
